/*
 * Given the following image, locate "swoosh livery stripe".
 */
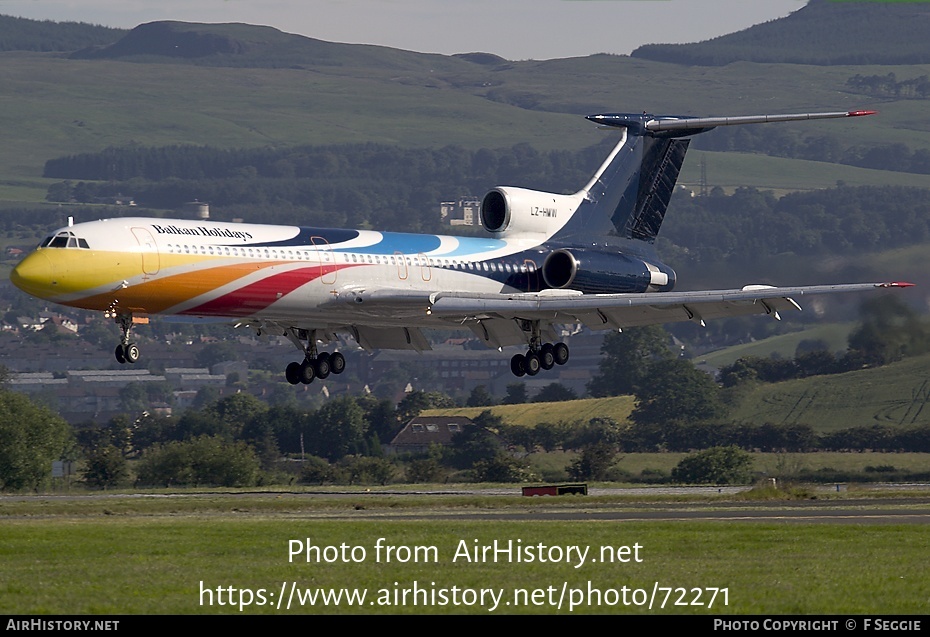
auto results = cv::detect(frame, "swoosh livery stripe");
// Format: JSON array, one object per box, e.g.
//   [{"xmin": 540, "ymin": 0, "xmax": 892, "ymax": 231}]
[{"xmin": 181, "ymin": 263, "xmax": 361, "ymax": 317}]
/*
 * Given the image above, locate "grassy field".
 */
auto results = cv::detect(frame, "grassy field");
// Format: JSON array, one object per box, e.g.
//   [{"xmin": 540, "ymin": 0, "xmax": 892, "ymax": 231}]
[
  {"xmin": 422, "ymin": 396, "xmax": 636, "ymax": 427},
  {"xmin": 730, "ymin": 353, "xmax": 930, "ymax": 430},
  {"xmin": 695, "ymin": 323, "xmax": 856, "ymax": 370},
  {"xmin": 422, "ymin": 351, "xmax": 930, "ymax": 435},
  {"xmin": 0, "ymin": 492, "xmax": 928, "ymax": 614},
  {"xmin": 1, "ymin": 49, "xmax": 929, "ymax": 203},
  {"xmin": 526, "ymin": 451, "xmax": 930, "ymax": 480}
]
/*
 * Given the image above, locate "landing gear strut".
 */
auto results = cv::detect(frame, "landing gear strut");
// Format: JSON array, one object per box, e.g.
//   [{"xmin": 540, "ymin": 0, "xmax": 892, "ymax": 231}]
[
  {"xmin": 509, "ymin": 321, "xmax": 570, "ymax": 377},
  {"xmin": 112, "ymin": 313, "xmax": 140, "ymax": 365},
  {"xmin": 283, "ymin": 328, "xmax": 346, "ymax": 385}
]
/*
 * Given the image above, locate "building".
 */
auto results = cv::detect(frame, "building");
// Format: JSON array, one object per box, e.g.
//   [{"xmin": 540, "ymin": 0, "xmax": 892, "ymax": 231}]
[
  {"xmin": 386, "ymin": 416, "xmax": 475, "ymax": 455},
  {"xmin": 440, "ymin": 197, "xmax": 481, "ymax": 226}
]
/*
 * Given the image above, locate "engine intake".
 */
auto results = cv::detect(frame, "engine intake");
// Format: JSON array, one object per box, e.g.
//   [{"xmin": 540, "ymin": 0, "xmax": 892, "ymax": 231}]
[
  {"xmin": 479, "ymin": 187, "xmax": 581, "ymax": 238},
  {"xmin": 541, "ymin": 248, "xmax": 675, "ymax": 294}
]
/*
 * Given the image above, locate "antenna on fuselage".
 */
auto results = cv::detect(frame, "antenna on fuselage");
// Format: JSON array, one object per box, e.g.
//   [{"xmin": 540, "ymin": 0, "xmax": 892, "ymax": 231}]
[{"xmin": 67, "ymin": 216, "xmax": 74, "ymax": 227}]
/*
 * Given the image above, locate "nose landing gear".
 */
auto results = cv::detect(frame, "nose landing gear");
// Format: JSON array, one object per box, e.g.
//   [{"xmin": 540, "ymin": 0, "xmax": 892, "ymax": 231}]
[{"xmin": 112, "ymin": 313, "xmax": 140, "ymax": 365}]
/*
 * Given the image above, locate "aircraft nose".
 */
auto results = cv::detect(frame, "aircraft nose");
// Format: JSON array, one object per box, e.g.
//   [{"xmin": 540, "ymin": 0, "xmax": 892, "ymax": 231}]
[{"xmin": 10, "ymin": 251, "xmax": 57, "ymax": 298}]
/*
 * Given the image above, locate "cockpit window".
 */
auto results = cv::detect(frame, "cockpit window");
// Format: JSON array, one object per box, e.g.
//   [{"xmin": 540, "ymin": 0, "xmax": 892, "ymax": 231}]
[
  {"xmin": 45, "ymin": 231, "xmax": 90, "ymax": 249},
  {"xmin": 39, "ymin": 236, "xmax": 53, "ymax": 248}
]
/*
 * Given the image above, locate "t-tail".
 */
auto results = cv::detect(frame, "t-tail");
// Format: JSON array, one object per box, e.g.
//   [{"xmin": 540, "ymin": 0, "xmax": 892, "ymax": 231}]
[{"xmin": 478, "ymin": 109, "xmax": 875, "ymax": 249}]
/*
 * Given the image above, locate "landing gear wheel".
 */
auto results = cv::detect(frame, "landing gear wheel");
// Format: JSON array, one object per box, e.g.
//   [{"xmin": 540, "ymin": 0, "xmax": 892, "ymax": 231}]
[
  {"xmin": 314, "ymin": 356, "xmax": 331, "ymax": 379},
  {"xmin": 124, "ymin": 342, "xmax": 140, "ymax": 364},
  {"xmin": 553, "ymin": 342, "xmax": 570, "ymax": 366},
  {"xmin": 329, "ymin": 352, "xmax": 346, "ymax": 375},
  {"xmin": 524, "ymin": 352, "xmax": 541, "ymax": 376},
  {"xmin": 540, "ymin": 343, "xmax": 555, "ymax": 370},
  {"xmin": 510, "ymin": 354, "xmax": 526, "ymax": 377},
  {"xmin": 285, "ymin": 361, "xmax": 302, "ymax": 385},
  {"xmin": 317, "ymin": 352, "xmax": 330, "ymax": 364},
  {"xmin": 115, "ymin": 345, "xmax": 126, "ymax": 364},
  {"xmin": 299, "ymin": 360, "xmax": 316, "ymax": 384}
]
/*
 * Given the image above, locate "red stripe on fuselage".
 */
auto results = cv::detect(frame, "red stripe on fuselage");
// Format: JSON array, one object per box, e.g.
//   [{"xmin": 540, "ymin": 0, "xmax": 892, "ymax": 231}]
[{"xmin": 180, "ymin": 263, "xmax": 359, "ymax": 317}]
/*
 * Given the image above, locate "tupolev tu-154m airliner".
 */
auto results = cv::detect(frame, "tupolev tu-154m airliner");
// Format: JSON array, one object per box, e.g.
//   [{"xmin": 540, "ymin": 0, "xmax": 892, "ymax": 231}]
[{"xmin": 10, "ymin": 109, "xmax": 913, "ymax": 384}]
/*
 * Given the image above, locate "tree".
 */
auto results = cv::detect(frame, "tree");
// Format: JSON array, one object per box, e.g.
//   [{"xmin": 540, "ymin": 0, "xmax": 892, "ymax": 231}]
[
  {"xmin": 135, "ymin": 436, "xmax": 260, "ymax": 487},
  {"xmin": 195, "ymin": 341, "xmax": 241, "ymax": 368},
  {"xmin": 82, "ymin": 445, "xmax": 130, "ymax": 489},
  {"xmin": 339, "ymin": 456, "xmax": 395, "ymax": 485},
  {"xmin": 470, "ymin": 454, "xmax": 536, "ymax": 483},
  {"xmin": 502, "ymin": 383, "xmax": 527, "ymax": 405},
  {"xmin": 671, "ymin": 446, "xmax": 753, "ymax": 485},
  {"xmin": 567, "ymin": 441, "xmax": 617, "ymax": 481},
  {"xmin": 0, "ymin": 390, "xmax": 73, "ymax": 490},
  {"xmin": 205, "ymin": 393, "xmax": 268, "ymax": 438},
  {"xmin": 630, "ymin": 359, "xmax": 727, "ymax": 428},
  {"xmin": 587, "ymin": 326, "xmax": 672, "ymax": 397},
  {"xmin": 446, "ymin": 419, "xmax": 502, "ymax": 470},
  {"xmin": 466, "ymin": 385, "xmax": 495, "ymax": 407},
  {"xmin": 310, "ymin": 396, "xmax": 367, "ymax": 461},
  {"xmin": 532, "ymin": 382, "xmax": 578, "ymax": 403}
]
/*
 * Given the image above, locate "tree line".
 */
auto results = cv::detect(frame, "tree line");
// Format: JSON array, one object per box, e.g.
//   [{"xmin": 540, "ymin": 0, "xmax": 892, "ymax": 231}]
[
  {"xmin": 37, "ymin": 142, "xmax": 930, "ymax": 264},
  {"xmin": 0, "ymin": 14, "xmax": 123, "ymax": 52}
]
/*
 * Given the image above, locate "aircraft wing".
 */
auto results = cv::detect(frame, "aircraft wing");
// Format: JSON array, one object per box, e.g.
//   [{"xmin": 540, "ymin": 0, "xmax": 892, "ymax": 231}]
[
  {"xmin": 306, "ymin": 281, "xmax": 911, "ymax": 351},
  {"xmin": 425, "ymin": 282, "xmax": 912, "ymax": 339}
]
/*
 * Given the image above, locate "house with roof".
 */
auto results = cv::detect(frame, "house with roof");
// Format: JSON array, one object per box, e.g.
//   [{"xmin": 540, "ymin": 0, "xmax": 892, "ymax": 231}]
[{"xmin": 386, "ymin": 416, "xmax": 477, "ymax": 455}]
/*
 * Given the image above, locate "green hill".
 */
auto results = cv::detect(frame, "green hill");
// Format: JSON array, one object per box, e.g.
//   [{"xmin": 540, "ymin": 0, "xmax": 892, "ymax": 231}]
[
  {"xmin": 730, "ymin": 352, "xmax": 930, "ymax": 431},
  {"xmin": 70, "ymin": 20, "xmax": 480, "ymax": 72},
  {"xmin": 422, "ymin": 396, "xmax": 636, "ymax": 427},
  {"xmin": 424, "ymin": 353, "xmax": 930, "ymax": 435},
  {"xmin": 632, "ymin": 0, "xmax": 930, "ymax": 66}
]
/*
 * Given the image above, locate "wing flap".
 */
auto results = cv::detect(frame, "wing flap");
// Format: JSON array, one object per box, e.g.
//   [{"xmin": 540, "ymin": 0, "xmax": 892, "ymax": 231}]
[{"xmin": 428, "ymin": 282, "xmax": 909, "ymax": 330}]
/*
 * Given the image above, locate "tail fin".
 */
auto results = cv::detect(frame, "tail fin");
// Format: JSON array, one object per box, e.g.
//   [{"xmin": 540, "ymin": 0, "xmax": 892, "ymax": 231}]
[{"xmin": 551, "ymin": 109, "xmax": 875, "ymax": 248}]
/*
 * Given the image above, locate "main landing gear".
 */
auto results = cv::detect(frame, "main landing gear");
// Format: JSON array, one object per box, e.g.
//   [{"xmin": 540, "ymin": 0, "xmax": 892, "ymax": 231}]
[
  {"xmin": 510, "ymin": 342, "xmax": 569, "ymax": 377},
  {"xmin": 509, "ymin": 320, "xmax": 570, "ymax": 377},
  {"xmin": 283, "ymin": 328, "xmax": 346, "ymax": 385},
  {"xmin": 112, "ymin": 313, "xmax": 140, "ymax": 365}
]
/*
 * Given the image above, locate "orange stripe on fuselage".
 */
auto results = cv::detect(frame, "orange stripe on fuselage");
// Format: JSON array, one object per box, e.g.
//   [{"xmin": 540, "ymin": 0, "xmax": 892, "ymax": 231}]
[{"xmin": 61, "ymin": 261, "xmax": 283, "ymax": 313}]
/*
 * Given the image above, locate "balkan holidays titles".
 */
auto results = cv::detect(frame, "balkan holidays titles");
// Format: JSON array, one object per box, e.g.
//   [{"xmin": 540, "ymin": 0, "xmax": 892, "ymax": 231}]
[{"xmin": 150, "ymin": 224, "xmax": 254, "ymax": 242}]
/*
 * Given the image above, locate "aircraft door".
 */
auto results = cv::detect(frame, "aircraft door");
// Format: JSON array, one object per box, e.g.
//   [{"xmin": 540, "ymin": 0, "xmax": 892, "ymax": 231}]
[
  {"xmin": 131, "ymin": 227, "xmax": 160, "ymax": 276},
  {"xmin": 311, "ymin": 237, "xmax": 336, "ymax": 284},
  {"xmin": 524, "ymin": 259, "xmax": 539, "ymax": 292},
  {"xmin": 395, "ymin": 251, "xmax": 408, "ymax": 280},
  {"xmin": 418, "ymin": 253, "xmax": 432, "ymax": 282}
]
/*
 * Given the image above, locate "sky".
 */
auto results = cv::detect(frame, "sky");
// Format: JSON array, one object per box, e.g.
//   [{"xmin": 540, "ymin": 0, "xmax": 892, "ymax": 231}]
[{"xmin": 0, "ymin": 0, "xmax": 808, "ymax": 60}]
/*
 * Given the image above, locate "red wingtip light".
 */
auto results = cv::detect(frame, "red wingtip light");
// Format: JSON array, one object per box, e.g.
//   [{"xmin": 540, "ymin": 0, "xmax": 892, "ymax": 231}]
[
  {"xmin": 880, "ymin": 281, "xmax": 916, "ymax": 288},
  {"xmin": 847, "ymin": 110, "xmax": 877, "ymax": 117}
]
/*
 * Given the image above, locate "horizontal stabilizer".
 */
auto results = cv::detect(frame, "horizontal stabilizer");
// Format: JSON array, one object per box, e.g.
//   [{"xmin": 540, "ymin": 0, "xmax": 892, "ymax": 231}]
[{"xmin": 587, "ymin": 110, "xmax": 876, "ymax": 137}]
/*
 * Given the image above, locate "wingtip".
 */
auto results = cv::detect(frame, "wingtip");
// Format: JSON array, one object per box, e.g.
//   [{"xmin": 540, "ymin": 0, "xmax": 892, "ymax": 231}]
[
  {"xmin": 848, "ymin": 110, "xmax": 878, "ymax": 117},
  {"xmin": 879, "ymin": 281, "xmax": 916, "ymax": 288}
]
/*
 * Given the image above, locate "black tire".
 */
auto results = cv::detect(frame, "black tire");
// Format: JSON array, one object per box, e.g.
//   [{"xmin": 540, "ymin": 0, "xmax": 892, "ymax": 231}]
[
  {"xmin": 317, "ymin": 352, "xmax": 330, "ymax": 364},
  {"xmin": 114, "ymin": 345, "xmax": 126, "ymax": 364},
  {"xmin": 510, "ymin": 354, "xmax": 526, "ymax": 377},
  {"xmin": 553, "ymin": 342, "xmax": 570, "ymax": 366},
  {"xmin": 124, "ymin": 342, "xmax": 140, "ymax": 364},
  {"xmin": 285, "ymin": 361, "xmax": 301, "ymax": 385},
  {"xmin": 299, "ymin": 360, "xmax": 316, "ymax": 384},
  {"xmin": 540, "ymin": 347, "xmax": 555, "ymax": 370},
  {"xmin": 314, "ymin": 357, "xmax": 331, "ymax": 379},
  {"xmin": 329, "ymin": 352, "xmax": 346, "ymax": 374},
  {"xmin": 524, "ymin": 352, "xmax": 541, "ymax": 376}
]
